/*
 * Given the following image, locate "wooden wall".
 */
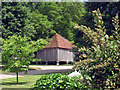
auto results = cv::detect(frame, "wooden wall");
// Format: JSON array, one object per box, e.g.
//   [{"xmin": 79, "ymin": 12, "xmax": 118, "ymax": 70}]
[
  {"xmin": 57, "ymin": 48, "xmax": 73, "ymax": 62},
  {"xmin": 37, "ymin": 48, "xmax": 57, "ymax": 61},
  {"xmin": 36, "ymin": 48, "xmax": 74, "ymax": 62}
]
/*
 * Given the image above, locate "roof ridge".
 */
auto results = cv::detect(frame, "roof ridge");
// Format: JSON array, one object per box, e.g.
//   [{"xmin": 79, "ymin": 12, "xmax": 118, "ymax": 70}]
[{"xmin": 45, "ymin": 33, "xmax": 75, "ymax": 49}]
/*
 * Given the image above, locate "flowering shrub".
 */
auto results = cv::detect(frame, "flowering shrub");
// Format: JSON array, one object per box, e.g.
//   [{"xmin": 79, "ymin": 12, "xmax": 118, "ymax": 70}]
[{"xmin": 73, "ymin": 9, "xmax": 120, "ymax": 88}]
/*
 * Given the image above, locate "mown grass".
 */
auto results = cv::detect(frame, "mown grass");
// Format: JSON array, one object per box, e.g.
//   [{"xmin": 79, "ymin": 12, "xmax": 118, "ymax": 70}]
[
  {"xmin": 1, "ymin": 74, "xmax": 44, "ymax": 89},
  {"xmin": 1, "ymin": 71, "xmax": 72, "ymax": 89},
  {"xmin": 0, "ymin": 64, "xmax": 72, "ymax": 89}
]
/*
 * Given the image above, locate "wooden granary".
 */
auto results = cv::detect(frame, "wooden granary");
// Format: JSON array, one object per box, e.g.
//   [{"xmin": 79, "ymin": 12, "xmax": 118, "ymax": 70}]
[{"xmin": 36, "ymin": 33, "xmax": 75, "ymax": 65}]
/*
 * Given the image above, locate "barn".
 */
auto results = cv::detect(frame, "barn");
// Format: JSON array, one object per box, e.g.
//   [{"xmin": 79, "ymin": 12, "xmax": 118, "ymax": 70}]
[{"xmin": 36, "ymin": 33, "xmax": 75, "ymax": 65}]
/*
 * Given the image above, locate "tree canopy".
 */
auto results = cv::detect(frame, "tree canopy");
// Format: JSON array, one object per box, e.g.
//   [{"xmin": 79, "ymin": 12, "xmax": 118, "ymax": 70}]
[
  {"xmin": 84, "ymin": 2, "xmax": 120, "ymax": 35},
  {"xmin": 2, "ymin": 2, "xmax": 86, "ymax": 42},
  {"xmin": 2, "ymin": 2, "xmax": 36, "ymax": 39}
]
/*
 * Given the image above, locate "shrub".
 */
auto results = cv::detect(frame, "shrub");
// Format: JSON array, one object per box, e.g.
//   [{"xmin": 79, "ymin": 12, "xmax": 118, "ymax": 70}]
[
  {"xmin": 32, "ymin": 73, "xmax": 87, "ymax": 90},
  {"xmin": 73, "ymin": 9, "xmax": 120, "ymax": 89}
]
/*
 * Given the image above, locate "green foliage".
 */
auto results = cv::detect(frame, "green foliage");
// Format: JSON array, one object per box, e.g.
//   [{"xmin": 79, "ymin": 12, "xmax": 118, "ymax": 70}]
[
  {"xmin": 2, "ymin": 35, "xmax": 48, "ymax": 69},
  {"xmin": 73, "ymin": 9, "xmax": 120, "ymax": 88},
  {"xmin": 2, "ymin": 2, "xmax": 86, "ymax": 42},
  {"xmin": 32, "ymin": 73, "xmax": 87, "ymax": 90},
  {"xmin": 29, "ymin": 2, "xmax": 86, "ymax": 41},
  {"xmin": 2, "ymin": 2, "xmax": 36, "ymax": 39},
  {"xmin": 2, "ymin": 35, "xmax": 48, "ymax": 83},
  {"xmin": 74, "ymin": 2, "xmax": 120, "ymax": 48},
  {"xmin": 0, "ymin": 34, "xmax": 1, "ymax": 64},
  {"xmin": 30, "ymin": 11, "xmax": 55, "ymax": 40},
  {"xmin": 84, "ymin": 2, "xmax": 120, "ymax": 35}
]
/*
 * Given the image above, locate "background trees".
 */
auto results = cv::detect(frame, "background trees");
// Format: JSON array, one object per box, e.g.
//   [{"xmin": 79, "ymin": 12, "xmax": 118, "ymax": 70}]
[
  {"xmin": 28, "ymin": 2, "xmax": 86, "ymax": 42},
  {"xmin": 74, "ymin": 2, "xmax": 120, "ymax": 48},
  {"xmin": 2, "ymin": 2, "xmax": 86, "ymax": 42},
  {"xmin": 30, "ymin": 12, "xmax": 54, "ymax": 40},
  {"xmin": 2, "ymin": 2, "xmax": 36, "ymax": 39},
  {"xmin": 84, "ymin": 2, "xmax": 120, "ymax": 35}
]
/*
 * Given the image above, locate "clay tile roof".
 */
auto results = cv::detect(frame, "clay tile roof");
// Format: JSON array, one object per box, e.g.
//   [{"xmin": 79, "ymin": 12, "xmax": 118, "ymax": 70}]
[{"xmin": 45, "ymin": 33, "xmax": 75, "ymax": 50}]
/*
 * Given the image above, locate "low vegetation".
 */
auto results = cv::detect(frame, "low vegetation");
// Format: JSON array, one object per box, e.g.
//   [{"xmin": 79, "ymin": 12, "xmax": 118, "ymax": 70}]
[
  {"xmin": 32, "ymin": 73, "xmax": 87, "ymax": 90},
  {"xmin": 1, "ymin": 72, "xmax": 72, "ymax": 89}
]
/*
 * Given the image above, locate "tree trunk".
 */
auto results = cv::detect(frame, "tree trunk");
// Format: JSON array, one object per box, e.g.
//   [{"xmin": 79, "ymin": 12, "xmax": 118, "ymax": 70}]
[{"xmin": 16, "ymin": 72, "xmax": 18, "ymax": 84}]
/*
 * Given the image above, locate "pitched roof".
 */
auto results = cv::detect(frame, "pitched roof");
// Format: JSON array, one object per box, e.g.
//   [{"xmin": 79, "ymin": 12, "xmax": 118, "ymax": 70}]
[{"xmin": 45, "ymin": 33, "xmax": 75, "ymax": 50}]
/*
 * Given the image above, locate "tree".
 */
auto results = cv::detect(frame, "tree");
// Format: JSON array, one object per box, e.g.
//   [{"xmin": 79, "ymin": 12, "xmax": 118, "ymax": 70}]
[
  {"xmin": 29, "ymin": 2, "xmax": 86, "ymax": 42},
  {"xmin": 0, "ymin": 32, "xmax": 1, "ymax": 64},
  {"xmin": 2, "ymin": 2, "xmax": 36, "ymax": 39},
  {"xmin": 2, "ymin": 35, "xmax": 48, "ymax": 84},
  {"xmin": 30, "ymin": 11, "xmax": 55, "ymax": 40},
  {"xmin": 73, "ymin": 9, "xmax": 120, "ymax": 88},
  {"xmin": 84, "ymin": 2, "xmax": 120, "ymax": 35},
  {"xmin": 2, "ymin": 2, "xmax": 86, "ymax": 41},
  {"xmin": 74, "ymin": 2, "xmax": 120, "ymax": 47}
]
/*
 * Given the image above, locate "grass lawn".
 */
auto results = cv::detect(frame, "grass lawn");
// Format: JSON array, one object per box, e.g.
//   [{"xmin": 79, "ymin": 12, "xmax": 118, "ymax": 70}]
[
  {"xmin": 0, "ymin": 65, "xmax": 72, "ymax": 89},
  {"xmin": 1, "ymin": 72, "xmax": 71, "ymax": 89},
  {"xmin": 1, "ymin": 74, "xmax": 44, "ymax": 89}
]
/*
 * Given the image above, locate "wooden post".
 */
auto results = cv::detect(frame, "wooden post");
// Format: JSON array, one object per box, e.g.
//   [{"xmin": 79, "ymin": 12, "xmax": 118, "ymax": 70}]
[
  {"xmin": 57, "ymin": 61, "xmax": 59, "ymax": 65},
  {"xmin": 66, "ymin": 61, "xmax": 69, "ymax": 65},
  {"xmin": 46, "ymin": 61, "xmax": 48, "ymax": 65}
]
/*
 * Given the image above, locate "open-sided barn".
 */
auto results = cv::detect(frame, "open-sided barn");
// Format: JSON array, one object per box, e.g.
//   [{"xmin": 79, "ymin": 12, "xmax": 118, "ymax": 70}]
[{"xmin": 36, "ymin": 33, "xmax": 75, "ymax": 65}]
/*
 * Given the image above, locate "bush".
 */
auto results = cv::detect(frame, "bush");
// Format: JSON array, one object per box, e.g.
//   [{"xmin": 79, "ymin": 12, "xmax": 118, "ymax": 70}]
[
  {"xmin": 73, "ymin": 8, "xmax": 120, "ymax": 89},
  {"xmin": 32, "ymin": 73, "xmax": 87, "ymax": 90}
]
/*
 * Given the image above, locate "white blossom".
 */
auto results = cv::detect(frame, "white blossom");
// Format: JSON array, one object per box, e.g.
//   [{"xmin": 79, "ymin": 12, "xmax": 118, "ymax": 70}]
[
  {"xmin": 105, "ymin": 34, "xmax": 109, "ymax": 39},
  {"xmin": 68, "ymin": 71, "xmax": 83, "ymax": 79},
  {"xmin": 101, "ymin": 37, "xmax": 104, "ymax": 41},
  {"xmin": 116, "ymin": 56, "xmax": 118, "ymax": 59},
  {"xmin": 117, "ymin": 52, "xmax": 119, "ymax": 55},
  {"xmin": 92, "ymin": 75, "xmax": 95, "ymax": 78},
  {"xmin": 117, "ymin": 40, "xmax": 120, "ymax": 43}
]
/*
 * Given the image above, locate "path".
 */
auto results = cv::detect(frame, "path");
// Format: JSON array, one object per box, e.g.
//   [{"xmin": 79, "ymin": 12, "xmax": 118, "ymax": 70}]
[{"xmin": 0, "ymin": 66, "xmax": 73, "ymax": 79}]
